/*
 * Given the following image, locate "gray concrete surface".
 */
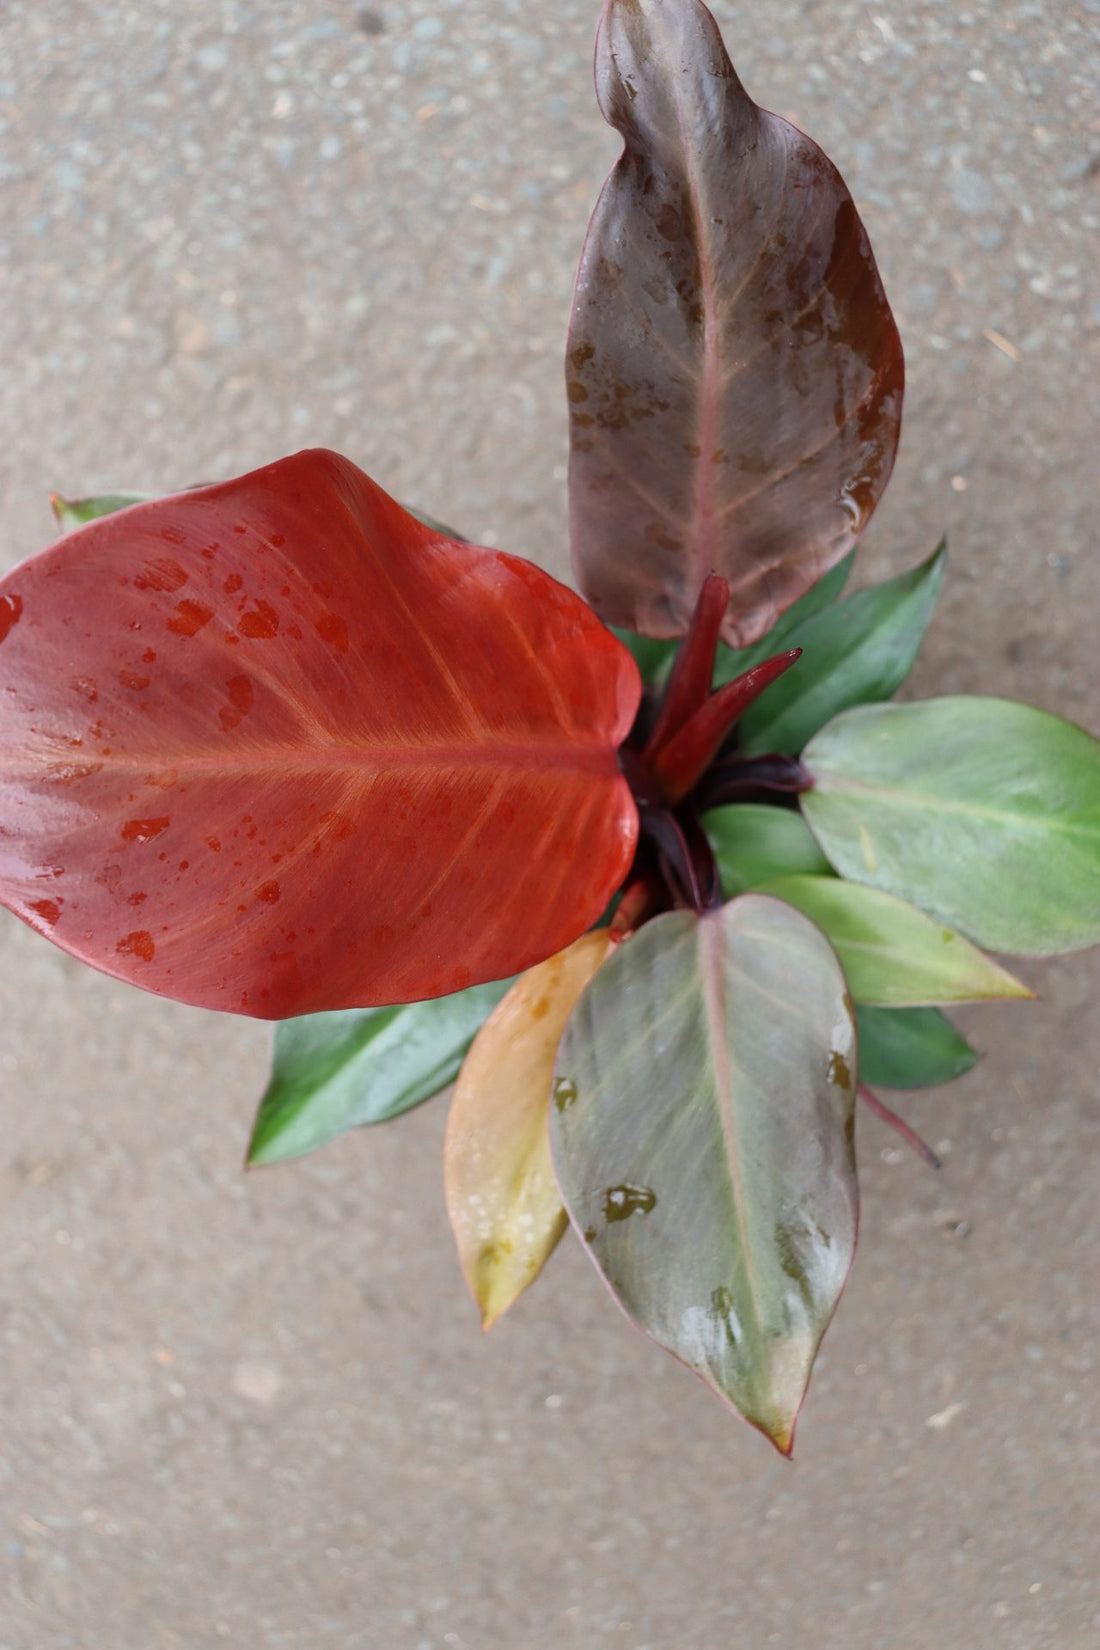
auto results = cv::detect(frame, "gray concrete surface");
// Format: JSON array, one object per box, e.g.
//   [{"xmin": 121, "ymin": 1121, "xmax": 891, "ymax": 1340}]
[{"xmin": 1, "ymin": 2, "xmax": 1098, "ymax": 1646}]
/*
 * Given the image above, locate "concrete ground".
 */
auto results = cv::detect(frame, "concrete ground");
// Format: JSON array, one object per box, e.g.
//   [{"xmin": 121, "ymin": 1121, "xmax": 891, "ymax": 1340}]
[{"xmin": 1, "ymin": 2, "xmax": 1098, "ymax": 1646}]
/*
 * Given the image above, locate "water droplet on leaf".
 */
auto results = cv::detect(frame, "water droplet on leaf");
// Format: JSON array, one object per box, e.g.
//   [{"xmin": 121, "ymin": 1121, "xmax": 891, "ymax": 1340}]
[
  {"xmin": 553, "ymin": 1076, "xmax": 578, "ymax": 1112},
  {"xmin": 603, "ymin": 1184, "xmax": 657, "ymax": 1222}
]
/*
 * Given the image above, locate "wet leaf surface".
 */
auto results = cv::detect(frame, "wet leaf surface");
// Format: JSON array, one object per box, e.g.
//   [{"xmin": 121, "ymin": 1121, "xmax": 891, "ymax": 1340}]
[
  {"xmin": 568, "ymin": 0, "xmax": 902, "ymax": 647},
  {"xmin": 445, "ymin": 930, "xmax": 614, "ymax": 1328},
  {"xmin": 0, "ymin": 449, "xmax": 640, "ymax": 1015},
  {"xmin": 551, "ymin": 896, "xmax": 858, "ymax": 1452}
]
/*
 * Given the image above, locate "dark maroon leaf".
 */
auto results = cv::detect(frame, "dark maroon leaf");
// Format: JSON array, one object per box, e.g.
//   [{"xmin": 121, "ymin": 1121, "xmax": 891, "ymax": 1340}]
[{"xmin": 568, "ymin": 0, "xmax": 904, "ymax": 646}]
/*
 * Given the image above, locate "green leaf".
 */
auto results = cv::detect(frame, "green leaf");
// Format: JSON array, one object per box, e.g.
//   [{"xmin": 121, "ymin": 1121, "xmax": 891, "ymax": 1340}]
[
  {"xmin": 248, "ymin": 980, "xmax": 513, "ymax": 1166},
  {"xmin": 550, "ymin": 896, "xmax": 858, "ymax": 1454},
  {"xmin": 713, "ymin": 551, "xmax": 854, "ymax": 686},
  {"xmin": 401, "ymin": 505, "xmax": 469, "ymax": 542},
  {"xmin": 758, "ymin": 876, "xmax": 1031, "ymax": 1005},
  {"xmin": 856, "ymin": 1005, "xmax": 979, "ymax": 1090},
  {"xmin": 802, "ymin": 697, "xmax": 1100, "ymax": 955},
  {"xmin": 51, "ymin": 490, "xmax": 151, "ymax": 531},
  {"xmin": 705, "ymin": 803, "xmax": 834, "ymax": 896},
  {"xmin": 610, "ymin": 627, "xmax": 679, "ymax": 688},
  {"xmin": 736, "ymin": 543, "xmax": 946, "ymax": 756}
]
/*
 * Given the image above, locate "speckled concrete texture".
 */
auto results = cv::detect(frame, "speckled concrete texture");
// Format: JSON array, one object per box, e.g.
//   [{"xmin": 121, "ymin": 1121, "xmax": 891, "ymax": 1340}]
[{"xmin": 1, "ymin": 3, "xmax": 1098, "ymax": 1646}]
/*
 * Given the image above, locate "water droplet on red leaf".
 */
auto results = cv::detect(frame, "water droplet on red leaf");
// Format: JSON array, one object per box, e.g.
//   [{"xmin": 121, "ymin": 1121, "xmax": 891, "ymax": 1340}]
[
  {"xmin": 0, "ymin": 593, "xmax": 23, "ymax": 643},
  {"xmin": 219, "ymin": 673, "xmax": 255, "ymax": 731},
  {"xmin": 121, "ymin": 816, "xmax": 170, "ymax": 844},
  {"xmin": 239, "ymin": 601, "xmax": 279, "ymax": 639},
  {"xmin": 167, "ymin": 599, "xmax": 214, "ymax": 637},
  {"xmin": 315, "ymin": 612, "xmax": 349, "ymax": 654},
  {"xmin": 117, "ymin": 929, "xmax": 155, "ymax": 962}
]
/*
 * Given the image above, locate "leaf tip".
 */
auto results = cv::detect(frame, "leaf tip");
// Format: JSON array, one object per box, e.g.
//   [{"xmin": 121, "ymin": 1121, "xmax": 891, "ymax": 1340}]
[
  {"xmin": 472, "ymin": 1263, "xmax": 512, "ymax": 1333},
  {"xmin": 243, "ymin": 1134, "xmax": 269, "ymax": 1170},
  {"xmin": 244, "ymin": 1109, "xmax": 288, "ymax": 1169},
  {"xmin": 763, "ymin": 1414, "xmax": 797, "ymax": 1458}
]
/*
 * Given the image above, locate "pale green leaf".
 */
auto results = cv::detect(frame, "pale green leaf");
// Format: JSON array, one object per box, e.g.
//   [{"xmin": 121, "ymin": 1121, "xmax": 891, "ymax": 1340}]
[
  {"xmin": 802, "ymin": 697, "xmax": 1100, "ymax": 954},
  {"xmin": 705, "ymin": 803, "xmax": 833, "ymax": 896},
  {"xmin": 551, "ymin": 896, "xmax": 858, "ymax": 1454},
  {"xmin": 51, "ymin": 490, "xmax": 151, "ymax": 531},
  {"xmin": 759, "ymin": 875, "xmax": 1031, "ymax": 1005}
]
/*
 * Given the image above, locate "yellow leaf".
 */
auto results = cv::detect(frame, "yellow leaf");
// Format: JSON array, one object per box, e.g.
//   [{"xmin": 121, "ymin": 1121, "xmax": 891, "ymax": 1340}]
[{"xmin": 444, "ymin": 928, "xmax": 615, "ymax": 1329}]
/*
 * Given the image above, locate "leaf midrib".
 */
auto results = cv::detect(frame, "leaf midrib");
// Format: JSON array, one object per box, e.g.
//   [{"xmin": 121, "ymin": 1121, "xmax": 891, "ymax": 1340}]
[
  {"xmin": 4, "ymin": 739, "xmax": 624, "ymax": 781},
  {"xmin": 698, "ymin": 914, "xmax": 766, "ymax": 1344},
  {"xmin": 813, "ymin": 771, "xmax": 1100, "ymax": 845}
]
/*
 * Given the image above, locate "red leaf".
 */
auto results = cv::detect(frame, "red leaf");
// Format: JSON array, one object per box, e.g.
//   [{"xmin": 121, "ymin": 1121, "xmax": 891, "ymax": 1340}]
[
  {"xmin": 0, "ymin": 450, "xmax": 640, "ymax": 1017},
  {"xmin": 568, "ymin": 0, "xmax": 904, "ymax": 647},
  {"xmin": 650, "ymin": 649, "xmax": 802, "ymax": 804},
  {"xmin": 642, "ymin": 572, "xmax": 729, "ymax": 757}
]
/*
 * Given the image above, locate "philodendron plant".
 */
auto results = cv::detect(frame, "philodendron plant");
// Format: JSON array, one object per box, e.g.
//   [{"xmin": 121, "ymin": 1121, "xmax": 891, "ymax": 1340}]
[{"xmin": 4, "ymin": 0, "xmax": 1099, "ymax": 1454}]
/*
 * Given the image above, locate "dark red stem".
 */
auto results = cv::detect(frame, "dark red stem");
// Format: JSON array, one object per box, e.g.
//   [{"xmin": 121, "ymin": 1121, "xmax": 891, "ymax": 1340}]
[
  {"xmin": 610, "ymin": 873, "xmax": 662, "ymax": 938},
  {"xmin": 637, "ymin": 806, "xmax": 705, "ymax": 910},
  {"xmin": 694, "ymin": 753, "xmax": 814, "ymax": 811},
  {"xmin": 858, "ymin": 1084, "xmax": 943, "ymax": 1171}
]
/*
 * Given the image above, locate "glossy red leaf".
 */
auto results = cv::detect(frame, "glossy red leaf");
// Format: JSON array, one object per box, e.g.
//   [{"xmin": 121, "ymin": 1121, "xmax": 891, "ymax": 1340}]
[
  {"xmin": 568, "ymin": 0, "xmax": 904, "ymax": 647},
  {"xmin": 642, "ymin": 572, "xmax": 729, "ymax": 756},
  {"xmin": 0, "ymin": 450, "xmax": 640, "ymax": 1017},
  {"xmin": 649, "ymin": 649, "xmax": 801, "ymax": 805}
]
